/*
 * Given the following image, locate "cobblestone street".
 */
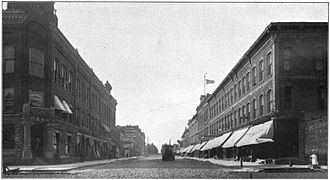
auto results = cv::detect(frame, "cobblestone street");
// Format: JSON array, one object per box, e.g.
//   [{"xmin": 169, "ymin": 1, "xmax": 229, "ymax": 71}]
[{"xmin": 3, "ymin": 156, "xmax": 327, "ymax": 179}]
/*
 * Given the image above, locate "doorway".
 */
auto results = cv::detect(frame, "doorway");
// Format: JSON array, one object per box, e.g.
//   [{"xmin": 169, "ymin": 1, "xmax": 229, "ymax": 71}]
[{"xmin": 31, "ymin": 124, "xmax": 44, "ymax": 158}]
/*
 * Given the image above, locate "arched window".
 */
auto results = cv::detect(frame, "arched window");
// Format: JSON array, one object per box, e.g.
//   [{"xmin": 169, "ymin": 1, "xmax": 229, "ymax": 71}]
[
  {"xmin": 252, "ymin": 67, "xmax": 257, "ymax": 86},
  {"xmin": 246, "ymin": 72, "xmax": 250, "ymax": 91},
  {"xmin": 267, "ymin": 51, "xmax": 272, "ymax": 75},
  {"xmin": 267, "ymin": 90, "xmax": 273, "ymax": 113},
  {"xmin": 259, "ymin": 95, "xmax": 264, "ymax": 116},
  {"xmin": 242, "ymin": 77, "xmax": 246, "ymax": 94},
  {"xmin": 242, "ymin": 105, "xmax": 246, "ymax": 123},
  {"xmin": 238, "ymin": 107, "xmax": 241, "ymax": 124}
]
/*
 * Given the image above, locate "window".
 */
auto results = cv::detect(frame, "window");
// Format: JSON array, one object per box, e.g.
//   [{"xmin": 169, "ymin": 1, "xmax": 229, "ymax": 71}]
[
  {"xmin": 230, "ymin": 88, "xmax": 233, "ymax": 104},
  {"xmin": 234, "ymin": 85, "xmax": 237, "ymax": 101},
  {"xmin": 3, "ymin": 88, "xmax": 15, "ymax": 113},
  {"xmin": 259, "ymin": 95, "xmax": 264, "ymax": 116},
  {"xmin": 3, "ymin": 124, "xmax": 15, "ymax": 149},
  {"xmin": 234, "ymin": 110, "xmax": 237, "ymax": 127},
  {"xmin": 76, "ymin": 108, "xmax": 80, "ymax": 125},
  {"xmin": 252, "ymin": 67, "xmax": 257, "ymax": 86},
  {"xmin": 246, "ymin": 72, "xmax": 250, "ymax": 91},
  {"xmin": 29, "ymin": 90, "xmax": 44, "ymax": 107},
  {"xmin": 68, "ymin": 72, "xmax": 73, "ymax": 93},
  {"xmin": 246, "ymin": 103, "xmax": 250, "ymax": 120},
  {"xmin": 252, "ymin": 99, "xmax": 256, "ymax": 119},
  {"xmin": 53, "ymin": 132, "xmax": 60, "ymax": 153},
  {"xmin": 82, "ymin": 83, "xmax": 85, "ymax": 104},
  {"xmin": 77, "ymin": 79, "xmax": 80, "ymax": 99},
  {"xmin": 3, "ymin": 46, "xmax": 15, "ymax": 73},
  {"xmin": 61, "ymin": 65, "xmax": 67, "ymax": 89},
  {"xmin": 29, "ymin": 48, "xmax": 44, "ymax": 77},
  {"xmin": 284, "ymin": 86, "xmax": 293, "ymax": 109},
  {"xmin": 242, "ymin": 77, "xmax": 246, "ymax": 94},
  {"xmin": 283, "ymin": 48, "xmax": 292, "ymax": 70},
  {"xmin": 316, "ymin": 47, "xmax": 324, "ymax": 70},
  {"xmin": 242, "ymin": 105, "xmax": 246, "ymax": 123},
  {"xmin": 267, "ymin": 52, "xmax": 272, "ymax": 75},
  {"xmin": 238, "ymin": 81, "xmax": 241, "ymax": 97},
  {"xmin": 66, "ymin": 135, "xmax": 71, "ymax": 154},
  {"xmin": 238, "ymin": 108, "xmax": 241, "ymax": 124},
  {"xmin": 54, "ymin": 59, "xmax": 59, "ymax": 82},
  {"xmin": 317, "ymin": 86, "xmax": 327, "ymax": 110},
  {"xmin": 267, "ymin": 90, "xmax": 273, "ymax": 113},
  {"xmin": 259, "ymin": 60, "xmax": 264, "ymax": 82}
]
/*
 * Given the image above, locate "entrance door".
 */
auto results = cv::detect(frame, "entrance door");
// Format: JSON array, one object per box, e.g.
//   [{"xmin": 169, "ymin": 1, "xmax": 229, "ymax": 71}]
[{"xmin": 31, "ymin": 125, "xmax": 44, "ymax": 158}]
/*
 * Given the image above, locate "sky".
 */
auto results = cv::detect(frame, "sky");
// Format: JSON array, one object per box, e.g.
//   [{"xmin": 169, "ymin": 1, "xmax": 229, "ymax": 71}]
[{"xmin": 51, "ymin": 2, "xmax": 328, "ymax": 150}]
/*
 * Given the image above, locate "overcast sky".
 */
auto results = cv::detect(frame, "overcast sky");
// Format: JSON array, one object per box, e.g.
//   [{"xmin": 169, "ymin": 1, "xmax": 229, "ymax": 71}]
[{"xmin": 53, "ymin": 2, "xmax": 327, "ymax": 150}]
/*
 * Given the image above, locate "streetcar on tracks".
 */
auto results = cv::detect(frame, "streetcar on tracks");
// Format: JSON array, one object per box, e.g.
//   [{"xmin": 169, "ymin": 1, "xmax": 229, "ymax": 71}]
[{"xmin": 161, "ymin": 144, "xmax": 175, "ymax": 161}]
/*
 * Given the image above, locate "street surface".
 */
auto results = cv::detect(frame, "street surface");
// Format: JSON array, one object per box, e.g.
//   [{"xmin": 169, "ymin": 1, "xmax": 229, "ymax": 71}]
[{"xmin": 3, "ymin": 155, "xmax": 327, "ymax": 179}]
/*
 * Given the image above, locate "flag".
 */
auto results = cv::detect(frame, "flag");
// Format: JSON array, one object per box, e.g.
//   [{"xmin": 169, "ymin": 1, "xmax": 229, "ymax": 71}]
[{"xmin": 206, "ymin": 79, "xmax": 215, "ymax": 84}]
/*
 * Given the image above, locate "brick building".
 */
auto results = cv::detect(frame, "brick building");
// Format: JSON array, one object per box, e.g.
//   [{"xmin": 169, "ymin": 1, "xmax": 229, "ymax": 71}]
[
  {"xmin": 121, "ymin": 125, "xmax": 146, "ymax": 157},
  {"xmin": 181, "ymin": 22, "xmax": 327, "ymax": 164},
  {"xmin": 2, "ymin": 2, "xmax": 117, "ymax": 164}
]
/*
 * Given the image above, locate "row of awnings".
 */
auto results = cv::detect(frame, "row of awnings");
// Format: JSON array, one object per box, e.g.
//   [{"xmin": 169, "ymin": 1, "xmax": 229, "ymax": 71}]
[
  {"xmin": 180, "ymin": 120, "xmax": 274, "ymax": 153},
  {"xmin": 54, "ymin": 95, "xmax": 72, "ymax": 114}
]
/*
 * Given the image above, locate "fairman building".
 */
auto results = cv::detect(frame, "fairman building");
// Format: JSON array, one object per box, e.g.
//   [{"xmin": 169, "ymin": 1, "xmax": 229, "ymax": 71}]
[
  {"xmin": 2, "ymin": 2, "xmax": 117, "ymax": 164},
  {"xmin": 180, "ymin": 22, "xmax": 328, "ymax": 164}
]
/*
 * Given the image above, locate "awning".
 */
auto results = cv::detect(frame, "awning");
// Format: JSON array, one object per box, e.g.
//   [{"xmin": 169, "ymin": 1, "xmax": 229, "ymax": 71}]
[
  {"xmin": 181, "ymin": 145, "xmax": 192, "ymax": 153},
  {"xmin": 190, "ymin": 143, "xmax": 202, "ymax": 152},
  {"xmin": 201, "ymin": 132, "xmax": 232, "ymax": 151},
  {"xmin": 222, "ymin": 127, "xmax": 249, "ymax": 148},
  {"xmin": 62, "ymin": 100, "xmax": 73, "ymax": 114},
  {"xmin": 236, "ymin": 120, "xmax": 274, "ymax": 147},
  {"xmin": 186, "ymin": 144, "xmax": 196, "ymax": 153},
  {"xmin": 54, "ymin": 95, "xmax": 66, "ymax": 111}
]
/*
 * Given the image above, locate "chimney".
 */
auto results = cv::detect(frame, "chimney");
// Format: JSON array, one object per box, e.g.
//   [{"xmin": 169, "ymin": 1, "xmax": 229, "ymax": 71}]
[{"xmin": 104, "ymin": 81, "xmax": 112, "ymax": 94}]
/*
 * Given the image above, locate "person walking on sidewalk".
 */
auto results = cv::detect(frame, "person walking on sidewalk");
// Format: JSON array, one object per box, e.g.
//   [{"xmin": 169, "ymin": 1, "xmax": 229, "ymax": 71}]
[{"xmin": 310, "ymin": 149, "xmax": 320, "ymax": 169}]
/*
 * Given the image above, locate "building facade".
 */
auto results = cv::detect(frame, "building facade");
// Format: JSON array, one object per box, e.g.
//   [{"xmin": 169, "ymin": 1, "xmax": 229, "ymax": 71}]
[
  {"xmin": 121, "ymin": 125, "xmax": 146, "ymax": 157},
  {"xmin": 181, "ymin": 22, "xmax": 327, "ymax": 163},
  {"xmin": 2, "ymin": 2, "xmax": 117, "ymax": 164}
]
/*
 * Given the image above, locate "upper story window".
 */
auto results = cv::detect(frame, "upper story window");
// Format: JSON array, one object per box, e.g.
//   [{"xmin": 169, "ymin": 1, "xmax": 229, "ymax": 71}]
[
  {"xmin": 267, "ymin": 90, "xmax": 273, "ymax": 113},
  {"xmin": 259, "ymin": 95, "xmax": 264, "ymax": 116},
  {"xmin": 238, "ymin": 81, "xmax": 242, "ymax": 97},
  {"xmin": 234, "ymin": 84, "xmax": 237, "ymax": 101},
  {"xmin": 284, "ymin": 86, "xmax": 293, "ymax": 109},
  {"xmin": 242, "ymin": 77, "xmax": 246, "ymax": 94},
  {"xmin": 77, "ymin": 79, "xmax": 80, "ymax": 99},
  {"xmin": 3, "ymin": 46, "xmax": 15, "ymax": 73},
  {"xmin": 54, "ymin": 59, "xmax": 59, "ymax": 82},
  {"xmin": 259, "ymin": 60, "xmax": 264, "ymax": 82},
  {"xmin": 316, "ymin": 47, "xmax": 325, "ymax": 70},
  {"xmin": 230, "ymin": 88, "xmax": 233, "ymax": 104},
  {"xmin": 68, "ymin": 72, "xmax": 73, "ymax": 93},
  {"xmin": 317, "ymin": 86, "xmax": 327, "ymax": 110},
  {"xmin": 29, "ymin": 48, "xmax": 44, "ymax": 77},
  {"xmin": 29, "ymin": 90, "xmax": 44, "ymax": 107},
  {"xmin": 61, "ymin": 65, "xmax": 67, "ymax": 89},
  {"xmin": 242, "ymin": 105, "xmax": 246, "ymax": 123},
  {"xmin": 283, "ymin": 47, "xmax": 292, "ymax": 70},
  {"xmin": 238, "ymin": 107, "xmax": 241, "ymax": 124},
  {"xmin": 3, "ymin": 88, "xmax": 15, "ymax": 113},
  {"xmin": 252, "ymin": 67, "xmax": 257, "ymax": 86},
  {"xmin": 246, "ymin": 72, "xmax": 250, "ymax": 91},
  {"xmin": 267, "ymin": 51, "xmax": 272, "ymax": 75},
  {"xmin": 252, "ymin": 99, "xmax": 257, "ymax": 119},
  {"xmin": 246, "ymin": 103, "xmax": 250, "ymax": 120}
]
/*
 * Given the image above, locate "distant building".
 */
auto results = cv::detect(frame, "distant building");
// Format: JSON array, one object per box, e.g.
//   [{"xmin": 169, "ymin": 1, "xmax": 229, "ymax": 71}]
[
  {"xmin": 120, "ymin": 125, "xmax": 146, "ymax": 157},
  {"xmin": 2, "ymin": 2, "xmax": 117, "ymax": 164},
  {"xmin": 181, "ymin": 22, "xmax": 327, "ymax": 164}
]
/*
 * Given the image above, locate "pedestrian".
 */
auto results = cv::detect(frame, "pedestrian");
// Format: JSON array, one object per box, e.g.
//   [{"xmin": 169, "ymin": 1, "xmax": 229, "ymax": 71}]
[{"xmin": 310, "ymin": 150, "xmax": 319, "ymax": 169}]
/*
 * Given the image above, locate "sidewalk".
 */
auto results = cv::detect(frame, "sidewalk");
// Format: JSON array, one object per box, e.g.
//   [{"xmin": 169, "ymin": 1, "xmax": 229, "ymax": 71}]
[
  {"xmin": 7, "ymin": 157, "xmax": 139, "ymax": 172},
  {"xmin": 184, "ymin": 157, "xmax": 328, "ymax": 172}
]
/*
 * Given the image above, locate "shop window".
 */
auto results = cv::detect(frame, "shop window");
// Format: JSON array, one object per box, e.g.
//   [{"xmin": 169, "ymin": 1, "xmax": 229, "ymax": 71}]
[
  {"xmin": 317, "ymin": 86, "xmax": 327, "ymax": 110},
  {"xmin": 252, "ymin": 99, "xmax": 256, "ymax": 119},
  {"xmin": 267, "ymin": 90, "xmax": 273, "ymax": 113},
  {"xmin": 2, "ymin": 124, "xmax": 15, "ymax": 149},
  {"xmin": 3, "ymin": 88, "xmax": 15, "ymax": 113},
  {"xmin": 259, "ymin": 95, "xmax": 264, "ymax": 116},
  {"xmin": 29, "ymin": 48, "xmax": 44, "ymax": 77},
  {"xmin": 259, "ymin": 60, "xmax": 264, "ymax": 82},
  {"xmin": 29, "ymin": 90, "xmax": 44, "ymax": 107},
  {"xmin": 283, "ymin": 47, "xmax": 292, "ymax": 70},
  {"xmin": 3, "ymin": 46, "xmax": 15, "ymax": 73},
  {"xmin": 53, "ymin": 132, "xmax": 60, "ymax": 153},
  {"xmin": 284, "ymin": 86, "xmax": 293, "ymax": 109},
  {"xmin": 252, "ymin": 67, "xmax": 257, "ymax": 86},
  {"xmin": 267, "ymin": 51, "xmax": 272, "ymax": 75},
  {"xmin": 66, "ymin": 135, "xmax": 71, "ymax": 154}
]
